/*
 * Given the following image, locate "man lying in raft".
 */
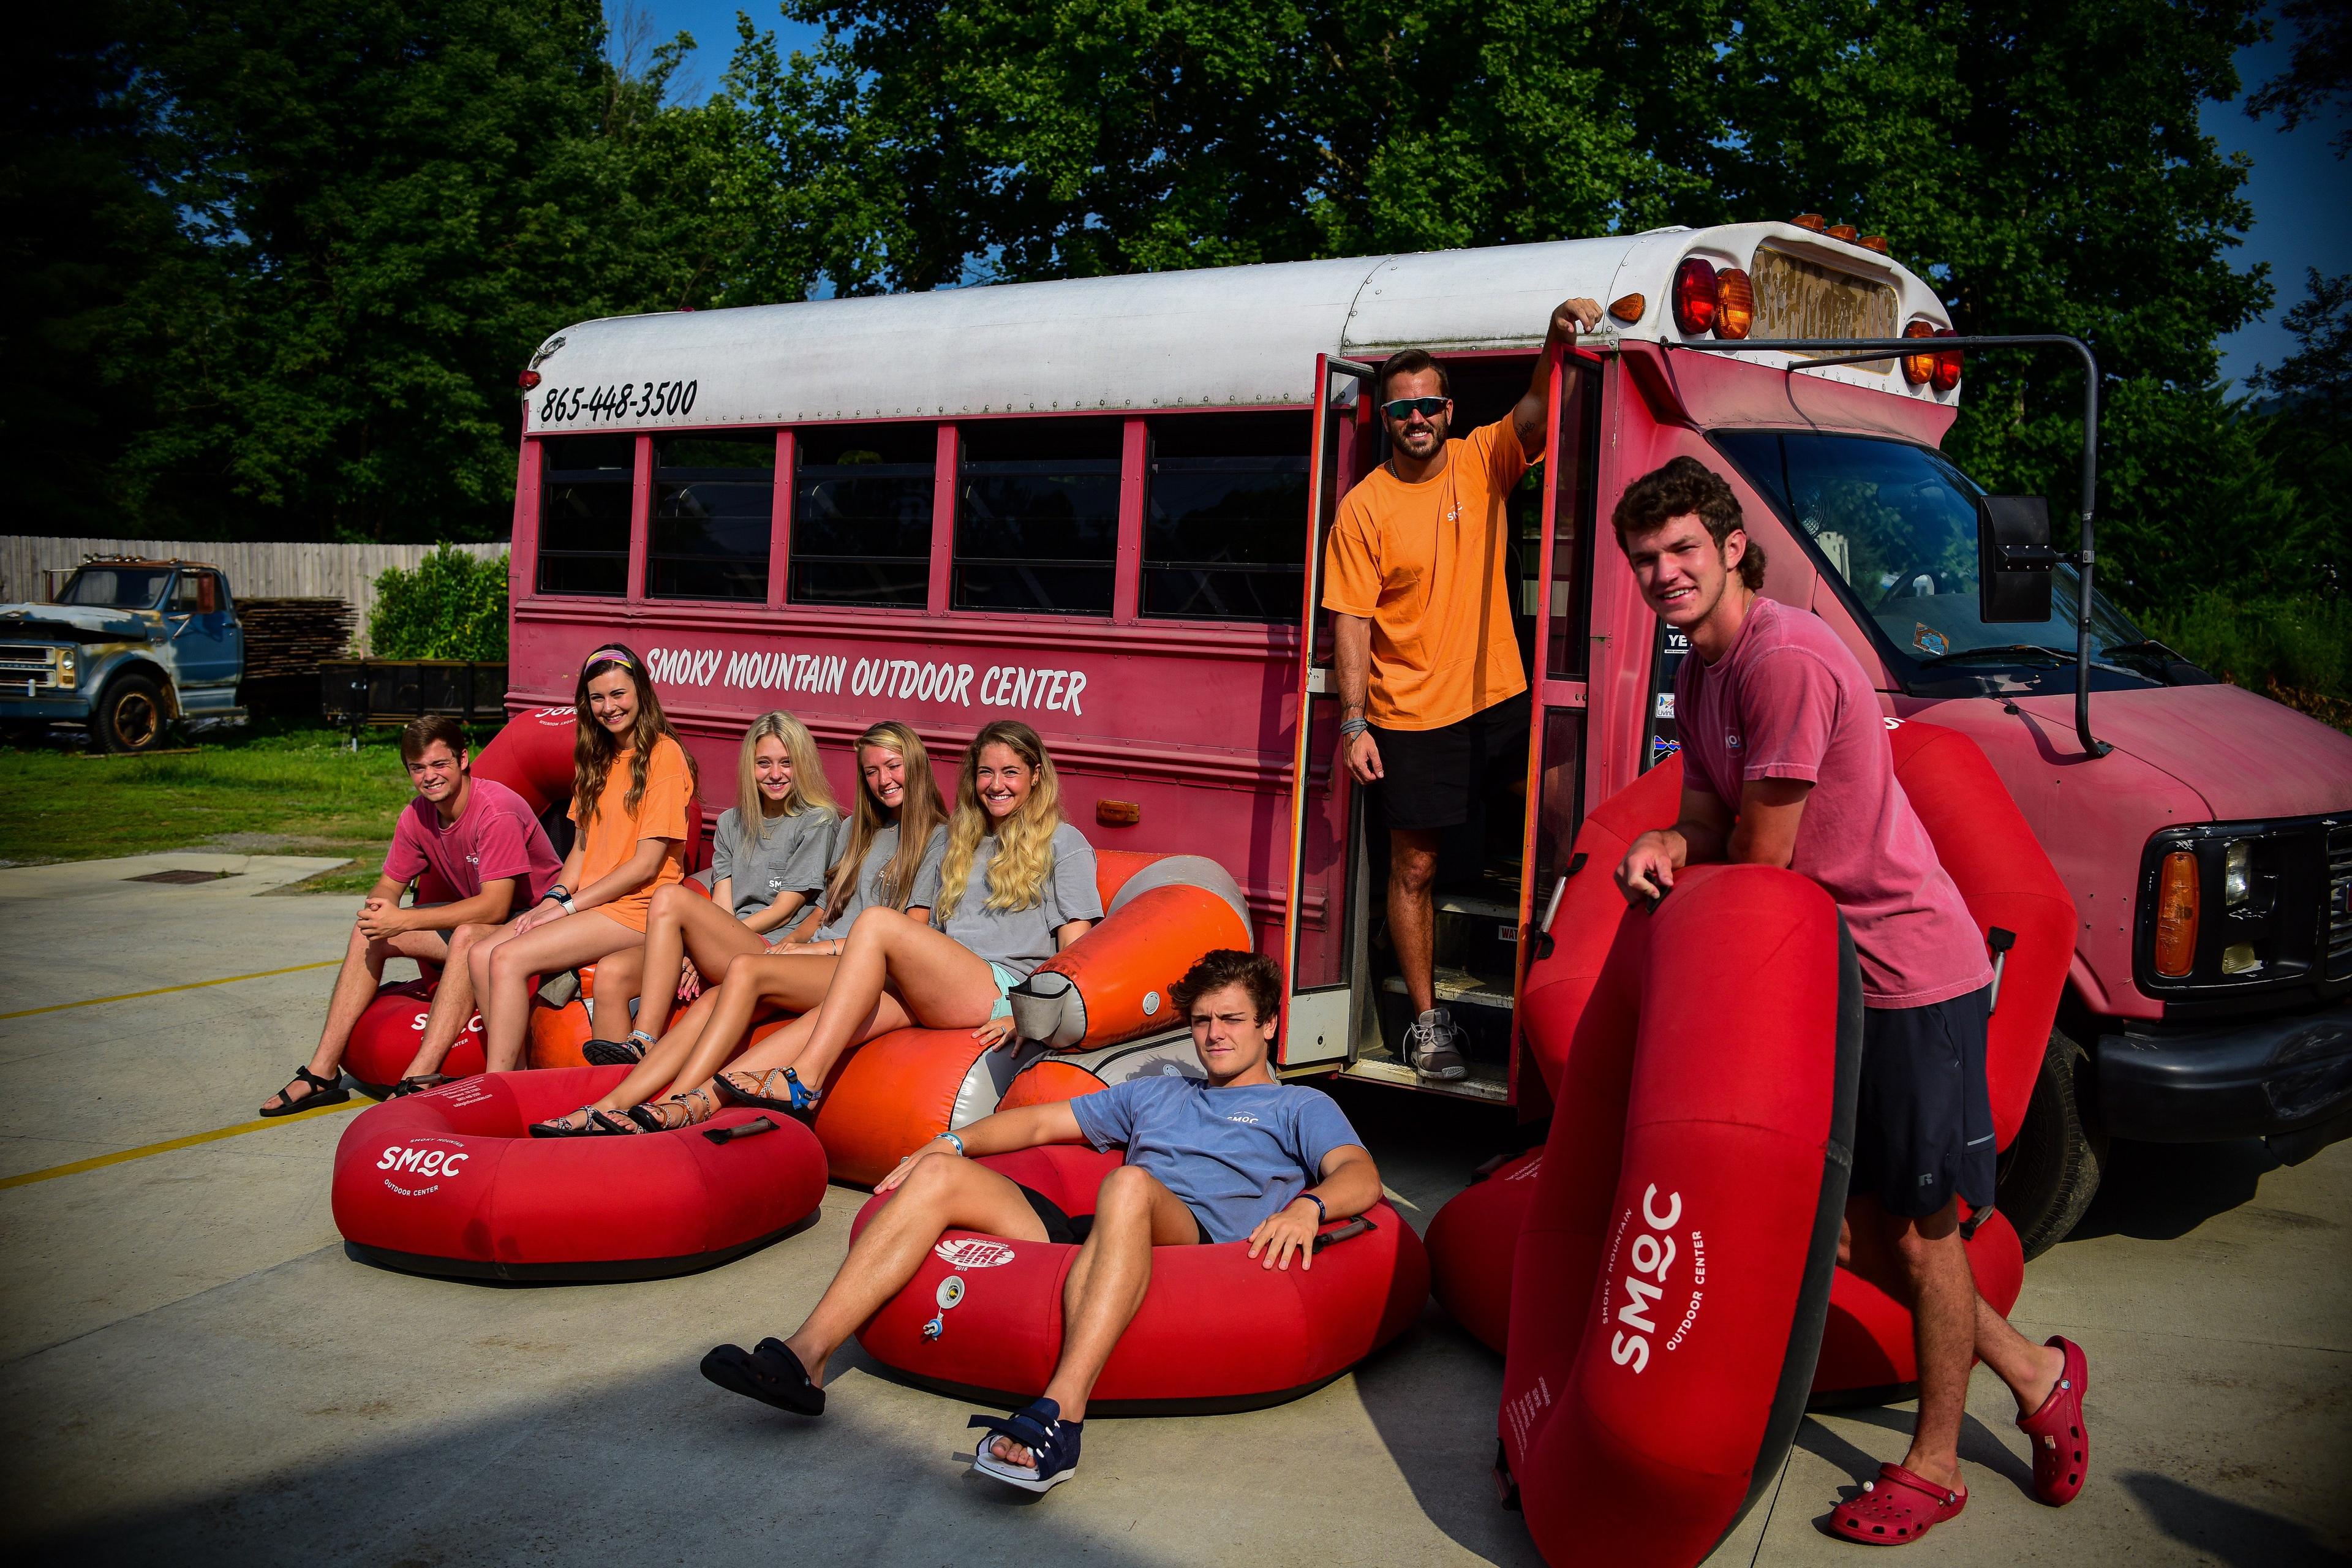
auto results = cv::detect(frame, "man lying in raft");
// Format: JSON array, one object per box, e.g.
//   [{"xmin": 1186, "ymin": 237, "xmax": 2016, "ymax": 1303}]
[
  {"xmin": 699, "ymin": 948, "xmax": 1381, "ymax": 1494},
  {"xmin": 262, "ymin": 715, "xmax": 560, "ymax": 1114},
  {"xmin": 1609, "ymin": 457, "xmax": 2089, "ymax": 1547}
]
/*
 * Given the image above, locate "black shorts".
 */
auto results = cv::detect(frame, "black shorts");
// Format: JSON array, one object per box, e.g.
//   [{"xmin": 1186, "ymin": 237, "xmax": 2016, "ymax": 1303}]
[
  {"xmin": 1852, "ymin": 985, "xmax": 1997, "ymax": 1220},
  {"xmin": 1017, "ymin": 1182, "xmax": 1212, "ymax": 1247},
  {"xmin": 1372, "ymin": 693, "xmax": 1529, "ymax": 833}
]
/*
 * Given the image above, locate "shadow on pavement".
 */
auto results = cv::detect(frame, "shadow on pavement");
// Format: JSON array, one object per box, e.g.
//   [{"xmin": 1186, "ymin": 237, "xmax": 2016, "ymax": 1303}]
[
  {"xmin": 1351, "ymin": 1306, "xmax": 1544, "ymax": 1568},
  {"xmin": 2064, "ymin": 1137, "xmax": 2283, "ymax": 1244},
  {"xmin": 1798, "ymin": 1404, "xmax": 2034, "ymax": 1494},
  {"xmin": 2119, "ymin": 1470, "xmax": 2351, "ymax": 1567}
]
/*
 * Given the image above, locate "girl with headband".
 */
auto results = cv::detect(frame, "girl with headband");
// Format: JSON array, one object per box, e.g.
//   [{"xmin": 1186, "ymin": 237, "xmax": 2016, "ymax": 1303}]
[{"xmin": 467, "ymin": 644, "xmax": 696, "ymax": 1083}]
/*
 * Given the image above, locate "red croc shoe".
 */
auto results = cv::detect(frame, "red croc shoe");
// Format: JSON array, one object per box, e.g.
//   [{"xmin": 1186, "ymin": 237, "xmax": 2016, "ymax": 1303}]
[
  {"xmin": 2016, "ymin": 1335, "xmax": 2089, "ymax": 1506},
  {"xmin": 1828, "ymin": 1463, "xmax": 1967, "ymax": 1546}
]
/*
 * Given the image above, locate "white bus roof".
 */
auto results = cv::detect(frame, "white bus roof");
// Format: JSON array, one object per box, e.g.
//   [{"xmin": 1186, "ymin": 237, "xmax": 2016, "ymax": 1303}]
[{"xmin": 524, "ymin": 222, "xmax": 1954, "ymax": 434}]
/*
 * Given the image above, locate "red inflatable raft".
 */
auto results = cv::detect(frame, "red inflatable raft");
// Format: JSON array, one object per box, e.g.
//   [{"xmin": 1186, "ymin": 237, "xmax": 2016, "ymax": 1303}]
[
  {"xmin": 1498, "ymin": 862, "xmax": 1861, "ymax": 1567},
  {"xmin": 331, "ymin": 1065, "xmax": 826, "ymax": 1281},
  {"xmin": 1428, "ymin": 722, "xmax": 2073, "ymax": 1404},
  {"xmin": 848, "ymin": 1144, "xmax": 1428, "ymax": 1413}
]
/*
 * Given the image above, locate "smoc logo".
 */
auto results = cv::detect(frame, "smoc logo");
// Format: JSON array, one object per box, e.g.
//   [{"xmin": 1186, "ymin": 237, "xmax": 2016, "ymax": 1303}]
[
  {"xmin": 377, "ymin": 1144, "xmax": 470, "ymax": 1179},
  {"xmin": 1607, "ymin": 1183, "xmax": 1686, "ymax": 1375},
  {"xmin": 933, "ymin": 1238, "xmax": 1016, "ymax": 1268}
]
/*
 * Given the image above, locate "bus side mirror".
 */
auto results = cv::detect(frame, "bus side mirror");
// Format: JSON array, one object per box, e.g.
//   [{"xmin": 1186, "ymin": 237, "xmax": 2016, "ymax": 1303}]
[{"xmin": 1977, "ymin": 495, "xmax": 2059, "ymax": 624}]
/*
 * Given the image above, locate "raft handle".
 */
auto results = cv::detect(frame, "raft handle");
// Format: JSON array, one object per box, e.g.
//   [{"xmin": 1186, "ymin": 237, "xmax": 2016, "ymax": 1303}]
[
  {"xmin": 1312, "ymin": 1216, "xmax": 1376, "ymax": 1253},
  {"xmin": 1986, "ymin": 927, "xmax": 2016, "ymax": 1014},
  {"xmin": 704, "ymin": 1116, "xmax": 779, "ymax": 1144}
]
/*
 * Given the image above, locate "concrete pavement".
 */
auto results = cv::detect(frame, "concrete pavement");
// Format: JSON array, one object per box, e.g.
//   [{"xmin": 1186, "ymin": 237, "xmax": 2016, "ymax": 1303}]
[{"xmin": 1, "ymin": 855, "xmax": 2346, "ymax": 1566}]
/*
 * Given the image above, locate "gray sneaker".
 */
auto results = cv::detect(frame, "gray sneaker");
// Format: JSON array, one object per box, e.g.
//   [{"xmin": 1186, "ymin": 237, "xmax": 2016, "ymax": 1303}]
[{"xmin": 1407, "ymin": 1006, "xmax": 1469, "ymax": 1080}]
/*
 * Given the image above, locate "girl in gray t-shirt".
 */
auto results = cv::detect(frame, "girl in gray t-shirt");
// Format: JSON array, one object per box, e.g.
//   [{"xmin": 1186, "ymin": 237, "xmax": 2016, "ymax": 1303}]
[
  {"xmin": 577, "ymin": 711, "xmax": 839, "ymax": 1074},
  {"xmin": 703, "ymin": 720, "xmax": 1101, "ymax": 1120}
]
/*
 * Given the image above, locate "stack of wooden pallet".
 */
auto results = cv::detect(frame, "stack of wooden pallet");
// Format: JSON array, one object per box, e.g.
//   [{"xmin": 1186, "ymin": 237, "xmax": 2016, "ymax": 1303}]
[{"xmin": 238, "ymin": 597, "xmax": 355, "ymax": 679}]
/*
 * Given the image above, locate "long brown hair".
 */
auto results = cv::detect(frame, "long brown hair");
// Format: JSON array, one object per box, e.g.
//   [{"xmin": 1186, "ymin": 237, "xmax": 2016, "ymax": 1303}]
[
  {"xmin": 935, "ymin": 720, "xmax": 1064, "ymax": 920},
  {"xmin": 820, "ymin": 720, "xmax": 948, "ymax": 918},
  {"xmin": 571, "ymin": 643, "xmax": 695, "ymax": 829}
]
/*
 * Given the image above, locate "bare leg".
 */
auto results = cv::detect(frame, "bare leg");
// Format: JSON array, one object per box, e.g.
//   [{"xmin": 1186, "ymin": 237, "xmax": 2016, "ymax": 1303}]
[
  {"xmin": 782, "ymin": 1155, "xmax": 1047, "ymax": 1383},
  {"xmin": 472, "ymin": 912, "xmax": 641, "ymax": 1071},
  {"xmin": 586, "ymin": 987, "xmax": 728, "ymax": 1112},
  {"xmin": 634, "ymin": 884, "xmax": 773, "ymax": 1040},
  {"xmin": 587, "ymin": 944, "xmax": 646, "ymax": 1043},
  {"xmin": 268, "ymin": 922, "xmax": 445, "ymax": 1109},
  {"xmin": 401, "ymin": 922, "xmax": 497, "ymax": 1076},
  {"xmin": 1841, "ymin": 1203, "xmax": 2065, "ymax": 1430},
  {"xmin": 1388, "ymin": 828, "xmax": 1441, "ymax": 1015},
  {"xmin": 991, "ymin": 1166, "xmax": 1200, "ymax": 1468},
  {"xmin": 793, "ymin": 905, "xmax": 1003, "ymax": 1072},
  {"xmin": 1888, "ymin": 1202, "xmax": 1978, "ymax": 1490}
]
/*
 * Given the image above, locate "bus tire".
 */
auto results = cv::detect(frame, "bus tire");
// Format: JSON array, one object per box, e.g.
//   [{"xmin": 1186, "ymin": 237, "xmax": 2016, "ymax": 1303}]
[
  {"xmin": 1996, "ymin": 1026, "xmax": 2106, "ymax": 1260},
  {"xmin": 95, "ymin": 673, "xmax": 167, "ymax": 754}
]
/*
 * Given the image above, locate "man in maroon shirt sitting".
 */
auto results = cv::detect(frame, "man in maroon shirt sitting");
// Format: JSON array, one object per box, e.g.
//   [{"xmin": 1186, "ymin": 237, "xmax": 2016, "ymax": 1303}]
[{"xmin": 1610, "ymin": 456, "xmax": 2089, "ymax": 1546}]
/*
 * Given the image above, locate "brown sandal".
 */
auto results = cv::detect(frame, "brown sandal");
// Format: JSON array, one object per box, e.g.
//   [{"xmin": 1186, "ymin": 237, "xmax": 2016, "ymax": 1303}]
[{"xmin": 625, "ymin": 1087, "xmax": 717, "ymax": 1133}]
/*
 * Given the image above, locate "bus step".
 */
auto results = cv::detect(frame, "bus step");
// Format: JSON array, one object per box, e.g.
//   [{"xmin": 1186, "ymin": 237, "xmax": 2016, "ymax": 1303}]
[
  {"xmin": 1342, "ymin": 1056, "xmax": 1511, "ymax": 1102},
  {"xmin": 1379, "ymin": 968, "xmax": 1513, "ymax": 1011},
  {"xmin": 1434, "ymin": 893, "xmax": 1517, "ymax": 921}
]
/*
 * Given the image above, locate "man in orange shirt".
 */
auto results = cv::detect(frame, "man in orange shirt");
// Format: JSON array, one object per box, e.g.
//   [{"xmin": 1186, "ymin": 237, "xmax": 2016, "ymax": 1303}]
[{"xmin": 1322, "ymin": 298, "xmax": 1601, "ymax": 1079}]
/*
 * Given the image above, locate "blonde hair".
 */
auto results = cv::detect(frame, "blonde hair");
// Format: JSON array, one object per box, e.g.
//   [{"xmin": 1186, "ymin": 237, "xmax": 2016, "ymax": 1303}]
[
  {"xmin": 571, "ymin": 643, "xmax": 697, "ymax": 829},
  {"xmin": 935, "ymin": 720, "xmax": 1063, "ymax": 921},
  {"xmin": 733, "ymin": 710, "xmax": 838, "ymax": 858},
  {"xmin": 820, "ymin": 720, "xmax": 949, "ymax": 919}
]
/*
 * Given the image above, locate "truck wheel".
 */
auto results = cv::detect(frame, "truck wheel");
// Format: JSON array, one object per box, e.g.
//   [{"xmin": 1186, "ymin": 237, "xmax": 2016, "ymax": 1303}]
[
  {"xmin": 96, "ymin": 674, "xmax": 167, "ymax": 754},
  {"xmin": 1996, "ymin": 1026, "xmax": 2108, "ymax": 1260}
]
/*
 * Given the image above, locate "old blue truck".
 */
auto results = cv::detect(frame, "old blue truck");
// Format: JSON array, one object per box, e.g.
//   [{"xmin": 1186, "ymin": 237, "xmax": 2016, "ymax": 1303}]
[{"xmin": 0, "ymin": 557, "xmax": 245, "ymax": 752}]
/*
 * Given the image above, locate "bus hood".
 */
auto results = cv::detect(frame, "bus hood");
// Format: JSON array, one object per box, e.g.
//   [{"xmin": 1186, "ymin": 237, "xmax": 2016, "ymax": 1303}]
[
  {"xmin": 2015, "ymin": 683, "xmax": 2352, "ymax": 820},
  {"xmin": 0, "ymin": 602, "xmax": 162, "ymax": 644}
]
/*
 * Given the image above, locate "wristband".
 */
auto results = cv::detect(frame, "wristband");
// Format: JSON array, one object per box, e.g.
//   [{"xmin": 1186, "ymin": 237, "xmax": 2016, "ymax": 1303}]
[
  {"xmin": 1295, "ymin": 1191, "xmax": 1327, "ymax": 1224},
  {"xmin": 1338, "ymin": 718, "xmax": 1370, "ymax": 739},
  {"xmin": 938, "ymin": 1131, "xmax": 965, "ymax": 1156}
]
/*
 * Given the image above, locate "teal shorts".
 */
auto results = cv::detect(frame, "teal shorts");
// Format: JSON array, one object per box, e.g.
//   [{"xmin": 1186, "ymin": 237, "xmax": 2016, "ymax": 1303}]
[{"xmin": 988, "ymin": 962, "xmax": 1023, "ymax": 1022}]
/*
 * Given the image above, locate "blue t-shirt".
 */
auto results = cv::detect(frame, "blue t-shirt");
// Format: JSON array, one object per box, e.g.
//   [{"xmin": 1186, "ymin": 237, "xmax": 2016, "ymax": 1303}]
[{"xmin": 1067, "ymin": 1076, "xmax": 1365, "ymax": 1243}]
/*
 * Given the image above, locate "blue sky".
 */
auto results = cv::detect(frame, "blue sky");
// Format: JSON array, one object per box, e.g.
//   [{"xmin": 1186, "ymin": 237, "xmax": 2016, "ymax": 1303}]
[{"xmin": 635, "ymin": 2, "xmax": 2345, "ymax": 386}]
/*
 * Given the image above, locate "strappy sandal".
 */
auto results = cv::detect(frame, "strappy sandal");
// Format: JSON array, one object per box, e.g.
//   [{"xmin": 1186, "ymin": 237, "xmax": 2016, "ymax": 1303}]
[
  {"xmin": 261, "ymin": 1065, "xmax": 349, "ymax": 1117},
  {"xmin": 700, "ymin": 1337, "xmax": 824, "ymax": 1415},
  {"xmin": 2016, "ymin": 1336, "xmax": 2089, "ymax": 1506},
  {"xmin": 582, "ymin": 1030, "xmax": 654, "ymax": 1068},
  {"xmin": 529, "ymin": 1106, "xmax": 601, "ymax": 1139},
  {"xmin": 1827, "ymin": 1462, "xmax": 1966, "ymax": 1545},
  {"xmin": 389, "ymin": 1074, "xmax": 453, "ymax": 1098},
  {"xmin": 626, "ymin": 1087, "xmax": 716, "ymax": 1133},
  {"xmin": 968, "ymin": 1398, "xmax": 1082, "ymax": 1493},
  {"xmin": 714, "ymin": 1066, "xmax": 821, "ymax": 1120}
]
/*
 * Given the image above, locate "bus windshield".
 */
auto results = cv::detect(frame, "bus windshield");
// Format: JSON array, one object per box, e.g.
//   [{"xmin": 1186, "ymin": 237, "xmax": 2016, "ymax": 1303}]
[
  {"xmin": 57, "ymin": 567, "xmax": 174, "ymax": 609},
  {"xmin": 1714, "ymin": 431, "xmax": 2150, "ymax": 694}
]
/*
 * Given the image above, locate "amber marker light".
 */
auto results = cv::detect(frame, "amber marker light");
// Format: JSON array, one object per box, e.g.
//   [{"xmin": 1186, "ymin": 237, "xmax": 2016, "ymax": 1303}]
[
  {"xmin": 1608, "ymin": 293, "xmax": 1646, "ymax": 323},
  {"xmin": 2154, "ymin": 851, "xmax": 2200, "ymax": 978},
  {"xmin": 1827, "ymin": 224, "xmax": 1859, "ymax": 243},
  {"xmin": 1714, "ymin": 269, "xmax": 1754, "ymax": 338},
  {"xmin": 1901, "ymin": 321, "xmax": 1940, "ymax": 386},
  {"xmin": 1860, "ymin": 235, "xmax": 1890, "ymax": 254},
  {"xmin": 1791, "ymin": 213, "xmax": 1827, "ymax": 232},
  {"xmin": 1096, "ymin": 800, "xmax": 1142, "ymax": 827}
]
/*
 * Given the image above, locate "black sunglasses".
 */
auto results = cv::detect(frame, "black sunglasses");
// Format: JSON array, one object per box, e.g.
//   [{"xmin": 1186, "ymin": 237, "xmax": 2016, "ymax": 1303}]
[{"xmin": 1380, "ymin": 396, "xmax": 1450, "ymax": 420}]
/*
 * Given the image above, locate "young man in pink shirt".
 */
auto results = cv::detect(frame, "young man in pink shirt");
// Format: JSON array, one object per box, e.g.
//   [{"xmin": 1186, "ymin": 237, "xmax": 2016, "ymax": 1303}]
[
  {"xmin": 1610, "ymin": 456, "xmax": 2088, "ymax": 1546},
  {"xmin": 260, "ymin": 715, "xmax": 561, "ymax": 1113}
]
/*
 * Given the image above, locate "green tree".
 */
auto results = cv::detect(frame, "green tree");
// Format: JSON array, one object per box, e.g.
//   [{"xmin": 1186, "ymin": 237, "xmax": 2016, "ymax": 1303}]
[{"xmin": 369, "ymin": 546, "xmax": 510, "ymax": 660}]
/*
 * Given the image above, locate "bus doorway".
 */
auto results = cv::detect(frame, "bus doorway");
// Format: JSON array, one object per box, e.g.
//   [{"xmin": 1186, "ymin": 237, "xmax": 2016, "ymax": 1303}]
[{"xmin": 1292, "ymin": 349, "xmax": 1602, "ymax": 1104}]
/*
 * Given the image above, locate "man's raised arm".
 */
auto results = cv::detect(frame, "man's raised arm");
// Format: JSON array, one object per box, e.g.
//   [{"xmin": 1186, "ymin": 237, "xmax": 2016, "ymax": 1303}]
[{"xmin": 1512, "ymin": 298, "xmax": 1605, "ymax": 458}]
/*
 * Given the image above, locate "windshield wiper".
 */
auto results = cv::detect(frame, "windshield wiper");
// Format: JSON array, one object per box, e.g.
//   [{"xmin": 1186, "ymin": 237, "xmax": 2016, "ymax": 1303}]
[{"xmin": 1914, "ymin": 643, "xmax": 2071, "ymax": 669}]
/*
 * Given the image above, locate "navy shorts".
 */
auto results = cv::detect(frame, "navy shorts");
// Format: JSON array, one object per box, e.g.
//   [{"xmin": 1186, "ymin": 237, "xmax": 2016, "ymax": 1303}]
[
  {"xmin": 1016, "ymin": 1182, "xmax": 1212, "ymax": 1247},
  {"xmin": 1852, "ymin": 984, "xmax": 1997, "ymax": 1220},
  {"xmin": 1371, "ymin": 693, "xmax": 1528, "ymax": 833}
]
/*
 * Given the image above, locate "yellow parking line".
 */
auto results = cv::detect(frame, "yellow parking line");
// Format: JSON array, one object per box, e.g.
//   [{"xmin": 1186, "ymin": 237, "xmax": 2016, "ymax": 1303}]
[
  {"xmin": 0, "ymin": 1096, "xmax": 366, "ymax": 1190},
  {"xmin": 0, "ymin": 959, "xmax": 342, "ymax": 1021}
]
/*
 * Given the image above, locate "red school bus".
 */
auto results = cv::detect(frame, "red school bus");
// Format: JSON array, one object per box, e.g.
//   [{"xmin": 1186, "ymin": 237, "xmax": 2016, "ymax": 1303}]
[{"xmin": 509, "ymin": 221, "xmax": 2352, "ymax": 1252}]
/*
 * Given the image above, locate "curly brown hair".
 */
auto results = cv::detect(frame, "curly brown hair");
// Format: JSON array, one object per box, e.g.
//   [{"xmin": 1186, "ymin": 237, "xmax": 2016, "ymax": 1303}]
[
  {"xmin": 1611, "ymin": 455, "xmax": 1767, "ymax": 590},
  {"xmin": 1170, "ymin": 949, "xmax": 1283, "ymax": 1025}
]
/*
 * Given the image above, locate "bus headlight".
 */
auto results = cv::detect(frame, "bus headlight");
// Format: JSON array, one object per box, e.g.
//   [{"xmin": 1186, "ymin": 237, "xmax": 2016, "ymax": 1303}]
[{"xmin": 55, "ymin": 649, "xmax": 76, "ymax": 689}]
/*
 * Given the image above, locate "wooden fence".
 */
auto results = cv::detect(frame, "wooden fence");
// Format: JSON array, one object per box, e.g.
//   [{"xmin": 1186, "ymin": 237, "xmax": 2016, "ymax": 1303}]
[{"xmin": 0, "ymin": 537, "xmax": 505, "ymax": 655}]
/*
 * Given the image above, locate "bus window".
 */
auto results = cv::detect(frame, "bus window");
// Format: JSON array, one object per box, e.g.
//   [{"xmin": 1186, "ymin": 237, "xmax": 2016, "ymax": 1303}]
[
  {"xmin": 954, "ymin": 418, "xmax": 1122, "ymax": 616},
  {"xmin": 1142, "ymin": 413, "xmax": 1310, "ymax": 623},
  {"xmin": 537, "ymin": 435, "xmax": 635, "ymax": 597},
  {"xmin": 1529, "ymin": 706, "xmax": 1586, "ymax": 914},
  {"xmin": 791, "ymin": 424, "xmax": 935, "ymax": 610},
  {"xmin": 649, "ymin": 435, "xmax": 774, "ymax": 601},
  {"xmin": 1543, "ymin": 363, "xmax": 1602, "ymax": 679}
]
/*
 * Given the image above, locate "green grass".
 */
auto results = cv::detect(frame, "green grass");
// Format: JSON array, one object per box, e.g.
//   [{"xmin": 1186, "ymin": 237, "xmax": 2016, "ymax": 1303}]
[{"xmin": 0, "ymin": 723, "xmax": 496, "ymax": 893}]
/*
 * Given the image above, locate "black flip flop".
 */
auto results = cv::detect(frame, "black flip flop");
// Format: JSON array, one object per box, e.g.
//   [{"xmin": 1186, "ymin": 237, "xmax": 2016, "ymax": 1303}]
[
  {"xmin": 701, "ymin": 1338, "xmax": 825, "ymax": 1416},
  {"xmin": 261, "ymin": 1065, "xmax": 349, "ymax": 1118},
  {"xmin": 389, "ymin": 1074, "xmax": 453, "ymax": 1098}
]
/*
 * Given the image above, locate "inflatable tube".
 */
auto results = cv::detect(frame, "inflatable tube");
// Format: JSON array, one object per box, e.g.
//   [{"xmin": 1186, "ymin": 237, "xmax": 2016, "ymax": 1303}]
[
  {"xmin": 995, "ymin": 1028, "xmax": 1204, "ymax": 1112},
  {"xmin": 1499, "ymin": 864, "xmax": 1861, "ymax": 1567},
  {"xmin": 850, "ymin": 1144, "xmax": 1429, "ymax": 1414},
  {"xmin": 1007, "ymin": 854, "xmax": 1251, "ymax": 1050},
  {"xmin": 1816, "ymin": 1208, "xmax": 2024, "ymax": 1408},
  {"xmin": 809, "ymin": 850, "xmax": 1249, "ymax": 1184},
  {"xmin": 1424, "ymin": 1149, "xmax": 1543, "ymax": 1355},
  {"xmin": 331, "ymin": 1065, "xmax": 826, "ymax": 1281},
  {"xmin": 342, "ymin": 971, "xmax": 597, "ymax": 1094}
]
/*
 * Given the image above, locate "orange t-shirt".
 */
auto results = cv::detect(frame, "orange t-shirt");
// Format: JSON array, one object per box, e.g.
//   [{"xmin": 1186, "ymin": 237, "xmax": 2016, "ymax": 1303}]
[
  {"xmin": 567, "ymin": 734, "xmax": 692, "ymax": 931},
  {"xmin": 1320, "ymin": 418, "xmax": 1529, "ymax": 730}
]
